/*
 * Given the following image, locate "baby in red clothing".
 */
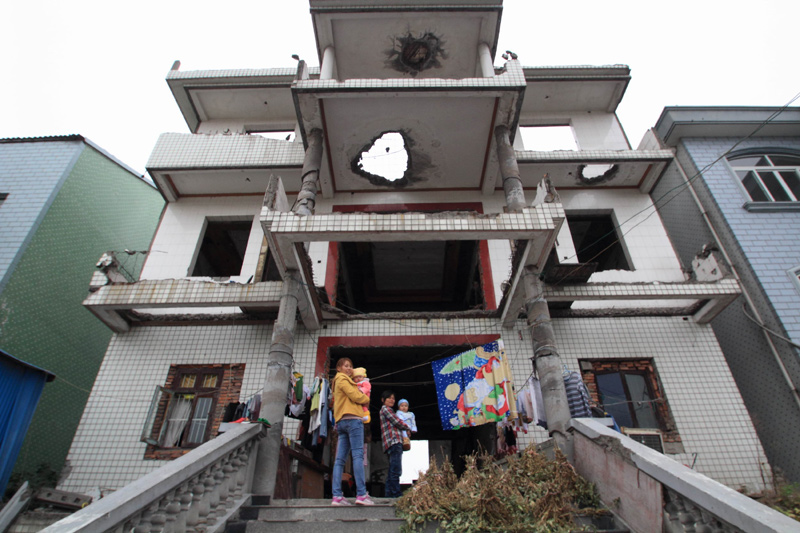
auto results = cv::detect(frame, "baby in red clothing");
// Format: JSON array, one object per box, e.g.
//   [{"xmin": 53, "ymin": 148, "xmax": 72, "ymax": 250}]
[{"xmin": 352, "ymin": 367, "xmax": 371, "ymax": 424}]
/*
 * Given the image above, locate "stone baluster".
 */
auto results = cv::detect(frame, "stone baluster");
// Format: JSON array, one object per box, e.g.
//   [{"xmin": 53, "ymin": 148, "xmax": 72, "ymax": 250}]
[
  {"xmin": 160, "ymin": 487, "xmax": 182, "ymax": 533},
  {"xmin": 664, "ymin": 488, "xmax": 741, "ymax": 533},
  {"xmin": 204, "ymin": 463, "xmax": 223, "ymax": 525},
  {"xmin": 195, "ymin": 469, "xmax": 215, "ymax": 531},
  {"xmin": 215, "ymin": 455, "xmax": 232, "ymax": 516},
  {"xmin": 231, "ymin": 445, "xmax": 248, "ymax": 500},
  {"xmin": 133, "ymin": 502, "xmax": 157, "ymax": 533},
  {"xmin": 167, "ymin": 483, "xmax": 192, "ymax": 533},
  {"xmin": 150, "ymin": 493, "xmax": 170, "ymax": 532},
  {"xmin": 123, "ymin": 513, "xmax": 142, "ymax": 533},
  {"xmin": 185, "ymin": 475, "xmax": 205, "ymax": 532}
]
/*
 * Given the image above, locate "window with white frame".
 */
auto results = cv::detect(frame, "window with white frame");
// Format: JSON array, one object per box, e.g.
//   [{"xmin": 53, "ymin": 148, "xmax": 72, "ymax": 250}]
[
  {"xmin": 789, "ymin": 266, "xmax": 800, "ymax": 294},
  {"xmin": 728, "ymin": 153, "xmax": 800, "ymax": 202}
]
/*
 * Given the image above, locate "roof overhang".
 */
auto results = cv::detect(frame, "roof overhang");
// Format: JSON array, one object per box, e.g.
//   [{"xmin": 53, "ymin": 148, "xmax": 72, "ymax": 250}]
[
  {"xmin": 146, "ymin": 133, "xmax": 306, "ymax": 201},
  {"xmin": 166, "ymin": 67, "xmax": 301, "ymax": 133},
  {"xmin": 521, "ymin": 65, "xmax": 631, "ymax": 114},
  {"xmin": 655, "ymin": 106, "xmax": 800, "ymax": 147},
  {"xmin": 309, "ymin": 0, "xmax": 503, "ymax": 80}
]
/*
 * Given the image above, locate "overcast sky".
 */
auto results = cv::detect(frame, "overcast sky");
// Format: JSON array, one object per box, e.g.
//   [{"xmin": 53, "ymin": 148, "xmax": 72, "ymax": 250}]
[{"xmin": 1, "ymin": 1, "xmax": 798, "ymax": 176}]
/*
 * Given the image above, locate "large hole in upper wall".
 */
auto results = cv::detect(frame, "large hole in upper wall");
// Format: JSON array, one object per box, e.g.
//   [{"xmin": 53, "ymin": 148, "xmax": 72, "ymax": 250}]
[{"xmin": 353, "ymin": 131, "xmax": 409, "ymax": 184}]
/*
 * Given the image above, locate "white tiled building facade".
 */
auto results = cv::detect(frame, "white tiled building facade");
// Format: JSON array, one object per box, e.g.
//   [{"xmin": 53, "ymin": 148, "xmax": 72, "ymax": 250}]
[{"xmin": 62, "ymin": 1, "xmax": 772, "ymax": 497}]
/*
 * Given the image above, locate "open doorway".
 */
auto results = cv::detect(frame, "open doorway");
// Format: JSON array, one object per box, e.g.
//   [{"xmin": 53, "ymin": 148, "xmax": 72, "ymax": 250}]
[{"xmin": 327, "ymin": 340, "xmax": 501, "ymax": 493}]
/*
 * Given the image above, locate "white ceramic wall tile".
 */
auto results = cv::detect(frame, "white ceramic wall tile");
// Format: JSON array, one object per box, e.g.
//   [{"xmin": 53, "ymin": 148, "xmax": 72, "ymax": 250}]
[{"xmin": 61, "ymin": 316, "xmax": 769, "ymax": 495}]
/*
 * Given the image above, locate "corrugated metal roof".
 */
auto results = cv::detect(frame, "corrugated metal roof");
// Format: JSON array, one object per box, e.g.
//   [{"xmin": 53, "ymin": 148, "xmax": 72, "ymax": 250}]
[{"xmin": 0, "ymin": 348, "xmax": 56, "ymax": 381}]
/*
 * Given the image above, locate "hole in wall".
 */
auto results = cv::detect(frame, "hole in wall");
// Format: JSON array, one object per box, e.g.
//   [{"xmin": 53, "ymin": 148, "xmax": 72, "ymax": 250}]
[
  {"xmin": 387, "ymin": 31, "xmax": 447, "ymax": 76},
  {"xmin": 353, "ymin": 131, "xmax": 409, "ymax": 184},
  {"xmin": 577, "ymin": 164, "xmax": 618, "ymax": 184}
]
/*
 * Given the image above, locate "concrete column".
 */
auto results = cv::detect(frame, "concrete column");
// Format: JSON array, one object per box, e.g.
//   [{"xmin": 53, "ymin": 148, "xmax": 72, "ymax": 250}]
[
  {"xmin": 495, "ymin": 125, "xmax": 527, "ymax": 211},
  {"xmin": 320, "ymin": 46, "xmax": 336, "ymax": 80},
  {"xmin": 478, "ymin": 42, "xmax": 495, "ymax": 77},
  {"xmin": 522, "ymin": 267, "xmax": 572, "ymax": 454},
  {"xmin": 293, "ymin": 129, "xmax": 324, "ymax": 217},
  {"xmin": 252, "ymin": 272, "xmax": 302, "ymax": 496}
]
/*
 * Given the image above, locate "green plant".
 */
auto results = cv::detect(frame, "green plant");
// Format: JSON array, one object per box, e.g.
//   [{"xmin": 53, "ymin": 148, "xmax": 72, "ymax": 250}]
[
  {"xmin": 758, "ymin": 482, "xmax": 800, "ymax": 521},
  {"xmin": 395, "ymin": 447, "xmax": 602, "ymax": 532}
]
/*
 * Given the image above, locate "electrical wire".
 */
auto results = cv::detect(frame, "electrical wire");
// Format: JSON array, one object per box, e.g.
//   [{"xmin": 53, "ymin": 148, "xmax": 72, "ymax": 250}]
[{"xmin": 741, "ymin": 302, "xmax": 800, "ymax": 350}]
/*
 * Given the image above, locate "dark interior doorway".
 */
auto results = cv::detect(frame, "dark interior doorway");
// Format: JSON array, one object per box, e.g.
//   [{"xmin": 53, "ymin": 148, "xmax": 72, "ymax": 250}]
[
  {"xmin": 329, "ymin": 343, "xmax": 498, "ymax": 477},
  {"xmin": 330, "ymin": 344, "xmax": 472, "ymax": 442}
]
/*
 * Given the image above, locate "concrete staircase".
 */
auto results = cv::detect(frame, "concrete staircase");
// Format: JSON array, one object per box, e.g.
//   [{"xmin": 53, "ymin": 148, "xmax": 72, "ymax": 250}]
[
  {"xmin": 224, "ymin": 496, "xmax": 632, "ymax": 533},
  {"xmin": 225, "ymin": 497, "xmax": 405, "ymax": 533}
]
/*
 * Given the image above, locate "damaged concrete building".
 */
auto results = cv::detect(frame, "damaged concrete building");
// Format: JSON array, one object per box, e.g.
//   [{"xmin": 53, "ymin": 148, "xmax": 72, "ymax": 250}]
[{"xmin": 55, "ymin": 1, "xmax": 785, "ymax": 529}]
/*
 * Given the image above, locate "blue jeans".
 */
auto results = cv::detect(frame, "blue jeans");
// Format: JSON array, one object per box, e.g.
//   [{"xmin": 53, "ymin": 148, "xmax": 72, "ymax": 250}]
[
  {"xmin": 332, "ymin": 418, "xmax": 366, "ymax": 497},
  {"xmin": 385, "ymin": 443, "xmax": 403, "ymax": 497}
]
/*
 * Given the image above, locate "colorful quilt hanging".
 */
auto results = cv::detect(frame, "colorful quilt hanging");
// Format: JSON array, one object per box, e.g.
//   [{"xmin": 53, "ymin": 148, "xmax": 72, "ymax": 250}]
[{"xmin": 432, "ymin": 339, "xmax": 518, "ymax": 430}]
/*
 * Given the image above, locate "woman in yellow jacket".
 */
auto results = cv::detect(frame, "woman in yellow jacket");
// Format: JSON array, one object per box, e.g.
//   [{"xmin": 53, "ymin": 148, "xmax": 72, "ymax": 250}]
[{"xmin": 331, "ymin": 357, "xmax": 373, "ymax": 505}]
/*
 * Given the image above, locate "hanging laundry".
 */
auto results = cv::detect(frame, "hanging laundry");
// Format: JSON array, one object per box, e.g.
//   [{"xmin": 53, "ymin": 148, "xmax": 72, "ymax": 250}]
[
  {"xmin": 563, "ymin": 371, "xmax": 592, "ymax": 418},
  {"xmin": 288, "ymin": 385, "xmax": 311, "ymax": 418},
  {"xmin": 293, "ymin": 372, "xmax": 304, "ymax": 402},
  {"xmin": 245, "ymin": 393, "xmax": 261, "ymax": 420},
  {"xmin": 432, "ymin": 339, "xmax": 518, "ymax": 431},
  {"xmin": 309, "ymin": 377, "xmax": 323, "ymax": 433},
  {"xmin": 529, "ymin": 377, "xmax": 548, "ymax": 429}
]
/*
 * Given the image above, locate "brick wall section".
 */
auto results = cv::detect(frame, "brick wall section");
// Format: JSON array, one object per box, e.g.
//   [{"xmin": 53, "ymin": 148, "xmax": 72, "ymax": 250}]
[
  {"xmin": 581, "ymin": 360, "xmax": 680, "ymax": 444},
  {"xmin": 144, "ymin": 363, "xmax": 245, "ymax": 460}
]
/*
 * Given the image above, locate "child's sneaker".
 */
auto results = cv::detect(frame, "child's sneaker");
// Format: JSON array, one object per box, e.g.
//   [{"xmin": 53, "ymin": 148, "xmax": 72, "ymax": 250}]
[
  {"xmin": 331, "ymin": 496, "xmax": 352, "ymax": 506},
  {"xmin": 355, "ymin": 494, "xmax": 375, "ymax": 506}
]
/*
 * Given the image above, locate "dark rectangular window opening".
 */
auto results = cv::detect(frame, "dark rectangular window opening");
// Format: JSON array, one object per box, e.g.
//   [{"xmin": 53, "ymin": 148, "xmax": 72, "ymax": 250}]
[
  {"xmin": 567, "ymin": 213, "xmax": 631, "ymax": 271},
  {"xmin": 0, "ymin": 193, "xmax": 7, "ymax": 206},
  {"xmin": 191, "ymin": 219, "xmax": 252, "ymax": 278},
  {"xmin": 335, "ymin": 240, "xmax": 485, "ymax": 313}
]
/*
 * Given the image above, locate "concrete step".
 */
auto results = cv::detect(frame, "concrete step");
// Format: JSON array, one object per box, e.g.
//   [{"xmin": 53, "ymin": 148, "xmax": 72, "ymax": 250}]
[
  {"xmin": 225, "ymin": 497, "xmax": 404, "ymax": 533},
  {"xmin": 240, "ymin": 501, "xmax": 398, "ymax": 521},
  {"xmin": 225, "ymin": 498, "xmax": 630, "ymax": 533}
]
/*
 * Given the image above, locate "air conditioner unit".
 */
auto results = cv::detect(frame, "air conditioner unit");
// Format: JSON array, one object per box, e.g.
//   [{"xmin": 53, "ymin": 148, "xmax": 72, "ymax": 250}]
[{"xmin": 622, "ymin": 428, "xmax": 664, "ymax": 454}]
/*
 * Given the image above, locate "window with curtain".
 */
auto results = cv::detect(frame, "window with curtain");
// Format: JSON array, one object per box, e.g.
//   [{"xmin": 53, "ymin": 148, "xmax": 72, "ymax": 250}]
[{"xmin": 142, "ymin": 366, "xmax": 228, "ymax": 451}]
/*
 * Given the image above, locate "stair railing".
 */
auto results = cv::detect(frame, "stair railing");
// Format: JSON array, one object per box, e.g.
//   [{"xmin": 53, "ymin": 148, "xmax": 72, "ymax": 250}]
[
  {"xmin": 41, "ymin": 423, "xmax": 264, "ymax": 533},
  {"xmin": 570, "ymin": 419, "xmax": 797, "ymax": 533}
]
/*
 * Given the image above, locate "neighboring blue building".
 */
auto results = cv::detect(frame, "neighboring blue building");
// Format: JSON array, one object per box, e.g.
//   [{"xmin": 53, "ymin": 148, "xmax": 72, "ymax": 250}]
[
  {"xmin": 652, "ymin": 107, "xmax": 800, "ymax": 482},
  {"xmin": 0, "ymin": 349, "xmax": 55, "ymax": 495}
]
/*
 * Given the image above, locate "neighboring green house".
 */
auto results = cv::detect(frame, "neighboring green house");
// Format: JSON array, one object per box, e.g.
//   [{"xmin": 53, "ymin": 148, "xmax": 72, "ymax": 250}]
[{"xmin": 0, "ymin": 136, "xmax": 164, "ymax": 490}]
